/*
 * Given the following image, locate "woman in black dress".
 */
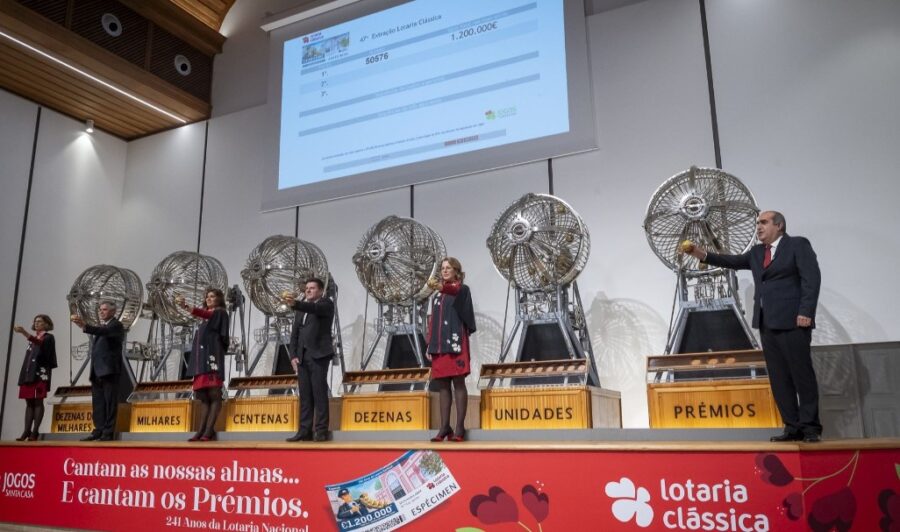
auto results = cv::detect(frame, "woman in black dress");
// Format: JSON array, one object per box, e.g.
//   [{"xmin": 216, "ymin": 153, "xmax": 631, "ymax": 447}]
[
  {"xmin": 13, "ymin": 314, "xmax": 57, "ymax": 441},
  {"xmin": 177, "ymin": 288, "xmax": 229, "ymax": 441},
  {"xmin": 426, "ymin": 257, "xmax": 476, "ymax": 442}
]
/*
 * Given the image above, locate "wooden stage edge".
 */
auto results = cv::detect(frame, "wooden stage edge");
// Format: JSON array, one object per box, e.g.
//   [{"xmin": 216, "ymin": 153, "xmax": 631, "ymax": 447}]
[{"xmin": 2, "ymin": 437, "xmax": 897, "ymax": 452}]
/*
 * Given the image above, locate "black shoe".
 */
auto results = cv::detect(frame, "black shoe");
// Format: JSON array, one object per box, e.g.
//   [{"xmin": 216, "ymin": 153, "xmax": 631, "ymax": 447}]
[
  {"xmin": 99, "ymin": 434, "xmax": 115, "ymax": 441},
  {"xmin": 286, "ymin": 432, "xmax": 312, "ymax": 442},
  {"xmin": 80, "ymin": 433, "xmax": 101, "ymax": 442},
  {"xmin": 313, "ymin": 431, "xmax": 330, "ymax": 442},
  {"xmin": 802, "ymin": 433, "xmax": 821, "ymax": 443},
  {"xmin": 770, "ymin": 431, "xmax": 802, "ymax": 442}
]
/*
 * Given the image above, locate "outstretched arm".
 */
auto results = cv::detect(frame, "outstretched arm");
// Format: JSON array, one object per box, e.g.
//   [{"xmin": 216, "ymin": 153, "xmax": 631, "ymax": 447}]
[
  {"xmin": 291, "ymin": 298, "xmax": 334, "ymax": 316},
  {"xmin": 83, "ymin": 319, "xmax": 125, "ymax": 338}
]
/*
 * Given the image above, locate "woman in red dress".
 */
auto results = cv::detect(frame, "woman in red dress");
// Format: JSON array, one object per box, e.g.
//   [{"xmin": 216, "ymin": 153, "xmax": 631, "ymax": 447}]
[
  {"xmin": 177, "ymin": 288, "xmax": 229, "ymax": 442},
  {"xmin": 426, "ymin": 257, "xmax": 477, "ymax": 442},
  {"xmin": 13, "ymin": 314, "xmax": 57, "ymax": 441}
]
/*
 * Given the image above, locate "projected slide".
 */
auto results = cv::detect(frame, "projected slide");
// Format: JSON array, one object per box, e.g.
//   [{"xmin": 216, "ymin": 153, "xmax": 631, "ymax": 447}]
[{"xmin": 278, "ymin": 0, "xmax": 569, "ymax": 190}]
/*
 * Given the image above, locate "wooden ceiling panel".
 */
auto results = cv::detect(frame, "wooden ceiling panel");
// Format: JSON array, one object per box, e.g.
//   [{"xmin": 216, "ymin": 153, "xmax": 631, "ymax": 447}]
[
  {"xmin": 168, "ymin": 0, "xmax": 235, "ymax": 32},
  {"xmin": 0, "ymin": 52, "xmax": 162, "ymax": 137},
  {"xmin": 0, "ymin": 0, "xmax": 223, "ymax": 139}
]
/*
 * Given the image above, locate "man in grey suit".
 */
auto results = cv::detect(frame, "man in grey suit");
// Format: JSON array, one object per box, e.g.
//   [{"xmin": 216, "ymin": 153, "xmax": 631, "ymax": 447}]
[
  {"xmin": 284, "ymin": 278, "xmax": 335, "ymax": 442},
  {"xmin": 72, "ymin": 300, "xmax": 124, "ymax": 441},
  {"xmin": 686, "ymin": 211, "xmax": 822, "ymax": 442}
]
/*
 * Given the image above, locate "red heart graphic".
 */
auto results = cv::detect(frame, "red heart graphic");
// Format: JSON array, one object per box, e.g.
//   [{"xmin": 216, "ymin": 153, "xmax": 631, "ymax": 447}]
[
  {"xmin": 522, "ymin": 485, "xmax": 549, "ymax": 523},
  {"xmin": 470, "ymin": 486, "xmax": 519, "ymax": 525}
]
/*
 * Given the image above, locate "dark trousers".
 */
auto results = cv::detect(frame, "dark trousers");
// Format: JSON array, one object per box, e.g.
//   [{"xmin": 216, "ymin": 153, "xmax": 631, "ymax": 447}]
[
  {"xmin": 297, "ymin": 355, "xmax": 331, "ymax": 434},
  {"xmin": 90, "ymin": 374, "xmax": 119, "ymax": 437},
  {"xmin": 760, "ymin": 325, "xmax": 821, "ymax": 436}
]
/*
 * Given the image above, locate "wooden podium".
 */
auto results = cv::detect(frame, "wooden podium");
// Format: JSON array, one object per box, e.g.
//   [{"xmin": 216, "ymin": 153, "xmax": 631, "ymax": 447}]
[
  {"xmin": 51, "ymin": 385, "xmax": 130, "ymax": 434},
  {"xmin": 479, "ymin": 359, "xmax": 621, "ymax": 430},
  {"xmin": 646, "ymin": 349, "xmax": 782, "ymax": 428},
  {"xmin": 226, "ymin": 375, "xmax": 299, "ymax": 432},
  {"xmin": 340, "ymin": 368, "xmax": 432, "ymax": 431},
  {"xmin": 128, "ymin": 380, "xmax": 194, "ymax": 433}
]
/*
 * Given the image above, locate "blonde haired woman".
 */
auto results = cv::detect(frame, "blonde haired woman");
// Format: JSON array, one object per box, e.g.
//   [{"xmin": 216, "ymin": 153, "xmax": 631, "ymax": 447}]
[{"xmin": 426, "ymin": 257, "xmax": 476, "ymax": 442}]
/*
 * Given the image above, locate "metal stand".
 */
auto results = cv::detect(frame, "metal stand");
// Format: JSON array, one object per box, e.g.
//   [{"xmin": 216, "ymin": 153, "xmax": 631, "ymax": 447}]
[
  {"xmin": 326, "ymin": 278, "xmax": 346, "ymax": 391},
  {"xmin": 226, "ymin": 284, "xmax": 249, "ymax": 377},
  {"xmin": 665, "ymin": 270, "xmax": 759, "ymax": 354},
  {"xmin": 144, "ymin": 319, "xmax": 191, "ymax": 382},
  {"xmin": 360, "ymin": 300, "xmax": 428, "ymax": 371},
  {"xmin": 495, "ymin": 281, "xmax": 600, "ymax": 387}
]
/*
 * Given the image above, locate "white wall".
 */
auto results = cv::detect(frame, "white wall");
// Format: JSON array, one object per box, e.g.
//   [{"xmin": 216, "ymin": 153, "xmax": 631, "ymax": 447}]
[
  {"xmin": 707, "ymin": 0, "xmax": 900, "ymax": 345},
  {"xmin": 200, "ymin": 104, "xmax": 296, "ymax": 376},
  {"xmin": 3, "ymin": 0, "xmax": 900, "ymax": 434},
  {"xmin": 0, "ymin": 92, "xmax": 38, "ymax": 436},
  {"xmin": 1, "ymin": 107, "xmax": 128, "ymax": 439}
]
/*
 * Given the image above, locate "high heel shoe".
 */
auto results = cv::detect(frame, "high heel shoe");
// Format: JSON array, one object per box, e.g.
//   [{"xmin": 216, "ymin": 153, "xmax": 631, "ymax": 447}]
[
  {"xmin": 449, "ymin": 430, "xmax": 465, "ymax": 442},
  {"xmin": 199, "ymin": 431, "xmax": 217, "ymax": 442},
  {"xmin": 188, "ymin": 432, "xmax": 203, "ymax": 442},
  {"xmin": 15, "ymin": 431, "xmax": 29, "ymax": 442},
  {"xmin": 430, "ymin": 427, "xmax": 452, "ymax": 442},
  {"xmin": 27, "ymin": 431, "xmax": 39, "ymax": 441}
]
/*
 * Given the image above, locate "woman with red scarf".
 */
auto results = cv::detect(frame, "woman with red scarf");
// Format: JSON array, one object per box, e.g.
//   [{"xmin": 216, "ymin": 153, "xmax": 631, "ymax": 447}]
[{"xmin": 426, "ymin": 257, "xmax": 477, "ymax": 442}]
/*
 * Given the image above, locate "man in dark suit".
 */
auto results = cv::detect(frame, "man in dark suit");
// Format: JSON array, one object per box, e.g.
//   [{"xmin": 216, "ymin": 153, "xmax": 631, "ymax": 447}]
[
  {"xmin": 284, "ymin": 278, "xmax": 335, "ymax": 442},
  {"xmin": 687, "ymin": 211, "xmax": 822, "ymax": 442},
  {"xmin": 72, "ymin": 300, "xmax": 125, "ymax": 441}
]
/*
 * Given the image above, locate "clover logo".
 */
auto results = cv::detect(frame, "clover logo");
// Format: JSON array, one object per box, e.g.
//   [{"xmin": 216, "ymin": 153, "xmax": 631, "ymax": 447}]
[{"xmin": 604, "ymin": 477, "xmax": 653, "ymax": 527}]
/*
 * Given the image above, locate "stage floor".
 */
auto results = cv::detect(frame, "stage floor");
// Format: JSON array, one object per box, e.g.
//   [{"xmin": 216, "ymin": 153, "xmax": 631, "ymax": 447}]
[{"xmin": 24, "ymin": 429, "xmax": 900, "ymax": 452}]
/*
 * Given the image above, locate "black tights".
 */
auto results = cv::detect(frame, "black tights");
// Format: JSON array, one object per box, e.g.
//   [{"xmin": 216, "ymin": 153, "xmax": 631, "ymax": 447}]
[
  {"xmin": 22, "ymin": 398, "xmax": 44, "ymax": 436},
  {"xmin": 194, "ymin": 387, "xmax": 223, "ymax": 437},
  {"xmin": 436, "ymin": 376, "xmax": 467, "ymax": 435}
]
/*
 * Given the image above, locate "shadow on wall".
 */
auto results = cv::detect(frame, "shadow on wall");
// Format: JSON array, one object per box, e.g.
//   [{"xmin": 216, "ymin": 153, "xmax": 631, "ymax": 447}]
[
  {"xmin": 586, "ymin": 292, "xmax": 668, "ymax": 394},
  {"xmin": 468, "ymin": 312, "xmax": 506, "ymax": 392},
  {"xmin": 814, "ymin": 288, "xmax": 884, "ymax": 345},
  {"xmin": 743, "ymin": 284, "xmax": 883, "ymax": 345}
]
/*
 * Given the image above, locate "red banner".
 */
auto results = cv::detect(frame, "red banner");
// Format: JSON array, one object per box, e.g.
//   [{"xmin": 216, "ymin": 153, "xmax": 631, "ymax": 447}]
[{"xmin": 0, "ymin": 444, "xmax": 897, "ymax": 531}]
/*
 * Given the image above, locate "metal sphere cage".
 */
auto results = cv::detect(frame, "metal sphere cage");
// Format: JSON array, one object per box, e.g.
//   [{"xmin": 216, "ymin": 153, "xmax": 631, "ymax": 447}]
[
  {"xmin": 67, "ymin": 265, "xmax": 143, "ymax": 329},
  {"xmin": 353, "ymin": 215, "xmax": 446, "ymax": 305},
  {"xmin": 145, "ymin": 251, "xmax": 228, "ymax": 325},
  {"xmin": 643, "ymin": 166, "xmax": 759, "ymax": 277},
  {"xmin": 241, "ymin": 235, "xmax": 330, "ymax": 316},
  {"xmin": 486, "ymin": 193, "xmax": 591, "ymax": 292}
]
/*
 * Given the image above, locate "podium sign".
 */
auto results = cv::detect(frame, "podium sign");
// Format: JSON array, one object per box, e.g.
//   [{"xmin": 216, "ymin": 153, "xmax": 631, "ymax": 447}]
[
  {"xmin": 225, "ymin": 396, "xmax": 298, "ymax": 432},
  {"xmin": 51, "ymin": 403, "xmax": 94, "ymax": 433},
  {"xmin": 481, "ymin": 386, "xmax": 596, "ymax": 430},
  {"xmin": 648, "ymin": 379, "xmax": 781, "ymax": 428},
  {"xmin": 129, "ymin": 401, "xmax": 192, "ymax": 432},
  {"xmin": 341, "ymin": 392, "xmax": 430, "ymax": 430},
  {"xmin": 51, "ymin": 403, "xmax": 131, "ymax": 433}
]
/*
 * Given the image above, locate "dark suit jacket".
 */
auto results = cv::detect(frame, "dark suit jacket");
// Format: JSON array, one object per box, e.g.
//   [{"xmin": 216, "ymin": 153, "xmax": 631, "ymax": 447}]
[
  {"xmin": 83, "ymin": 318, "xmax": 125, "ymax": 379},
  {"xmin": 18, "ymin": 333, "xmax": 57, "ymax": 386},
  {"xmin": 290, "ymin": 298, "xmax": 335, "ymax": 362},
  {"xmin": 704, "ymin": 234, "xmax": 821, "ymax": 330}
]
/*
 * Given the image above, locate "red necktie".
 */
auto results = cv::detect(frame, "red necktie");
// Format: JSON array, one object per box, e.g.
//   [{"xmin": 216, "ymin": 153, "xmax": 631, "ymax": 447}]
[{"xmin": 763, "ymin": 245, "xmax": 772, "ymax": 268}]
